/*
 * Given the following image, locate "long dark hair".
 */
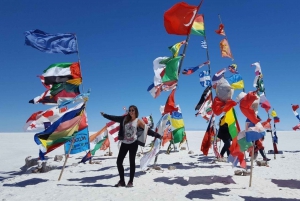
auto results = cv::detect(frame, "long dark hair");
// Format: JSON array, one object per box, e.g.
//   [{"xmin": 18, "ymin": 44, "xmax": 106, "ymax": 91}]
[{"xmin": 124, "ymin": 105, "xmax": 139, "ymax": 125}]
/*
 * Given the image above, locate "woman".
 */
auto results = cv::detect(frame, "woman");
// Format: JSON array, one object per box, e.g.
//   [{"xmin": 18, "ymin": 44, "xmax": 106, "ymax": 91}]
[
  {"xmin": 217, "ymin": 115, "xmax": 232, "ymax": 160},
  {"xmin": 100, "ymin": 105, "xmax": 161, "ymax": 187}
]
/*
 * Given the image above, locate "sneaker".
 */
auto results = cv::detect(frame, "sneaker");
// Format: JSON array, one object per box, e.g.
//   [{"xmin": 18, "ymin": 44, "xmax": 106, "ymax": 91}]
[
  {"xmin": 126, "ymin": 181, "xmax": 133, "ymax": 187},
  {"xmin": 263, "ymin": 158, "xmax": 271, "ymax": 161},
  {"xmin": 114, "ymin": 180, "xmax": 125, "ymax": 187}
]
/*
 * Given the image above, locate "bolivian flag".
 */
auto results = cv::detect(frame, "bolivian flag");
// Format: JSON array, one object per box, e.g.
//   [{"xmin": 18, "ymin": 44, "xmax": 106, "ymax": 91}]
[{"xmin": 191, "ymin": 14, "xmax": 205, "ymax": 36}]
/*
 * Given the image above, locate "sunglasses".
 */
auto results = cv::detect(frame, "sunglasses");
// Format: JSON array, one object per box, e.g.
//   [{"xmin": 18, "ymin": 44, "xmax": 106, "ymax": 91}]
[{"xmin": 129, "ymin": 109, "xmax": 135, "ymax": 112}]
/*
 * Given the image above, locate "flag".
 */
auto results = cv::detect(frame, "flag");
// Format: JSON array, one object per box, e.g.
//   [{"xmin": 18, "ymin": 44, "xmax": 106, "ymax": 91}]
[
  {"xmin": 245, "ymin": 121, "xmax": 266, "ymax": 142},
  {"xmin": 211, "ymin": 68, "xmax": 226, "ymax": 85},
  {"xmin": 140, "ymin": 139, "xmax": 161, "ymax": 171},
  {"xmin": 195, "ymin": 93, "xmax": 212, "ymax": 121},
  {"xmin": 170, "ymin": 111, "xmax": 184, "ymax": 130},
  {"xmin": 24, "ymin": 105, "xmax": 68, "ymax": 131},
  {"xmin": 292, "ymin": 104, "xmax": 299, "ymax": 111},
  {"xmin": 42, "ymin": 62, "xmax": 81, "ymax": 85},
  {"xmin": 261, "ymin": 118, "xmax": 272, "ymax": 130},
  {"xmin": 164, "ymin": 2, "xmax": 198, "ymax": 35},
  {"xmin": 79, "ymin": 151, "xmax": 92, "ymax": 164},
  {"xmin": 182, "ymin": 61, "xmax": 209, "ymax": 75},
  {"xmin": 215, "ymin": 24, "xmax": 226, "ymax": 36},
  {"xmin": 239, "ymin": 91, "xmax": 261, "ymax": 125},
  {"xmin": 147, "ymin": 83, "xmax": 161, "ymax": 98},
  {"xmin": 142, "ymin": 115, "xmax": 154, "ymax": 129},
  {"xmin": 29, "ymin": 90, "xmax": 57, "ymax": 105},
  {"xmin": 199, "ymin": 70, "xmax": 211, "ymax": 87},
  {"xmin": 271, "ymin": 109, "xmax": 277, "ymax": 117},
  {"xmin": 226, "ymin": 115, "xmax": 247, "ymax": 169},
  {"xmin": 64, "ymin": 127, "xmax": 90, "ymax": 155},
  {"xmin": 227, "ymin": 74, "xmax": 244, "ymax": 90},
  {"xmin": 163, "ymin": 89, "xmax": 179, "ymax": 115},
  {"xmin": 50, "ymin": 82, "xmax": 81, "ymax": 102},
  {"xmin": 274, "ymin": 117, "xmax": 280, "ymax": 123},
  {"xmin": 201, "ymin": 116, "xmax": 214, "ymax": 156},
  {"xmin": 220, "ymin": 108, "xmax": 239, "ymax": 139},
  {"xmin": 58, "ymin": 90, "xmax": 91, "ymax": 108},
  {"xmin": 293, "ymin": 123, "xmax": 300, "ymax": 131},
  {"xmin": 256, "ymin": 77, "xmax": 265, "ymax": 93},
  {"xmin": 168, "ymin": 41, "xmax": 186, "ymax": 57},
  {"xmin": 191, "ymin": 14, "xmax": 205, "ymax": 36},
  {"xmin": 89, "ymin": 125, "xmax": 110, "ymax": 155},
  {"xmin": 220, "ymin": 39, "xmax": 233, "ymax": 59},
  {"xmin": 106, "ymin": 121, "xmax": 120, "ymax": 142},
  {"xmin": 228, "ymin": 64, "xmax": 238, "ymax": 74},
  {"xmin": 251, "ymin": 62, "xmax": 262, "ymax": 76},
  {"xmin": 24, "ymin": 29, "xmax": 77, "ymax": 54},
  {"xmin": 271, "ymin": 109, "xmax": 280, "ymax": 123},
  {"xmin": 195, "ymin": 86, "xmax": 212, "ymax": 110},
  {"xmin": 237, "ymin": 130, "xmax": 253, "ymax": 152},
  {"xmin": 200, "ymin": 40, "xmax": 207, "ymax": 49},
  {"xmin": 259, "ymin": 93, "xmax": 271, "ymax": 112},
  {"xmin": 34, "ymin": 103, "xmax": 85, "ymax": 159},
  {"xmin": 161, "ymin": 56, "xmax": 182, "ymax": 84},
  {"xmin": 172, "ymin": 127, "xmax": 185, "ymax": 144}
]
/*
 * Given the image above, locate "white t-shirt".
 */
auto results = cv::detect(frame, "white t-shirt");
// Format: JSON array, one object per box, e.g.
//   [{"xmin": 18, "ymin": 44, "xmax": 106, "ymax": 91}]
[{"xmin": 122, "ymin": 118, "xmax": 138, "ymax": 144}]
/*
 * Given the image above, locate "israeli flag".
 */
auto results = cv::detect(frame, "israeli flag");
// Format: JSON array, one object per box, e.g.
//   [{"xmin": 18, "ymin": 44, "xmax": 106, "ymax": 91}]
[{"xmin": 199, "ymin": 70, "xmax": 212, "ymax": 87}]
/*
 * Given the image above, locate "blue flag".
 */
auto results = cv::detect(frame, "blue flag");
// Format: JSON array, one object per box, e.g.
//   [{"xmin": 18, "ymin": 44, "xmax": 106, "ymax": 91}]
[
  {"xmin": 24, "ymin": 29, "xmax": 78, "ymax": 54},
  {"xmin": 199, "ymin": 70, "xmax": 211, "ymax": 87},
  {"xmin": 64, "ymin": 127, "xmax": 90, "ymax": 155}
]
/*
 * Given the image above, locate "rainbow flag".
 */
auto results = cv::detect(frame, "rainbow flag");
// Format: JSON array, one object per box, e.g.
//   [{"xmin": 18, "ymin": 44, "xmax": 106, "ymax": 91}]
[
  {"xmin": 34, "ymin": 102, "xmax": 85, "ymax": 159},
  {"xmin": 191, "ymin": 14, "xmax": 205, "ymax": 36}
]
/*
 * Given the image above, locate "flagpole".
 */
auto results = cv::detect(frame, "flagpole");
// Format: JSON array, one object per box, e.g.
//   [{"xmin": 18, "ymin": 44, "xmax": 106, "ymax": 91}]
[
  {"xmin": 202, "ymin": 15, "xmax": 211, "ymax": 75},
  {"xmin": 58, "ymin": 100, "xmax": 87, "ymax": 181},
  {"xmin": 218, "ymin": 14, "xmax": 234, "ymax": 61},
  {"xmin": 202, "ymin": 14, "xmax": 221, "ymax": 160},
  {"xmin": 74, "ymin": 34, "xmax": 85, "ymax": 93},
  {"xmin": 256, "ymin": 62, "xmax": 276, "ymax": 159},
  {"xmin": 177, "ymin": 0, "xmax": 204, "ymax": 76}
]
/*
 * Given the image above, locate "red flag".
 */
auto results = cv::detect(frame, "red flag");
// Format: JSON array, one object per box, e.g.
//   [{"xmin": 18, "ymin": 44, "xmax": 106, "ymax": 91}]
[
  {"xmin": 215, "ymin": 24, "xmax": 226, "ymax": 36},
  {"xmin": 220, "ymin": 39, "xmax": 233, "ymax": 59},
  {"xmin": 292, "ymin": 104, "xmax": 299, "ymax": 111},
  {"xmin": 164, "ymin": 2, "xmax": 198, "ymax": 35},
  {"xmin": 201, "ymin": 117, "xmax": 214, "ymax": 156},
  {"xmin": 163, "ymin": 89, "xmax": 179, "ymax": 115},
  {"xmin": 293, "ymin": 123, "xmax": 300, "ymax": 131},
  {"xmin": 262, "ymin": 118, "xmax": 272, "ymax": 129}
]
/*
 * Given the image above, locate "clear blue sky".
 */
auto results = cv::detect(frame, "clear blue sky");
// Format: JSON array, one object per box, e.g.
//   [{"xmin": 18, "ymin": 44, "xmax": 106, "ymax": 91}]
[{"xmin": 1, "ymin": 0, "xmax": 299, "ymax": 132}]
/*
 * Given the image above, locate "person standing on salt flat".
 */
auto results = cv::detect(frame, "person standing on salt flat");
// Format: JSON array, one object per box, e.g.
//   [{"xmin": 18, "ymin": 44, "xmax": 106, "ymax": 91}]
[{"xmin": 101, "ymin": 105, "xmax": 161, "ymax": 187}]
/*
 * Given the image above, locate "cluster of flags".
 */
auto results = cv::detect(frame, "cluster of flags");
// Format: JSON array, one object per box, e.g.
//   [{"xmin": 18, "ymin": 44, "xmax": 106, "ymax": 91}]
[{"xmin": 24, "ymin": 29, "xmax": 93, "ymax": 160}]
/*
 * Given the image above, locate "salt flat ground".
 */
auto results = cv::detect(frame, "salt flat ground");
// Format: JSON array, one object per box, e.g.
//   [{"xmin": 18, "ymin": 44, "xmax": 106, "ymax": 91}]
[{"xmin": 1, "ymin": 131, "xmax": 300, "ymax": 201}]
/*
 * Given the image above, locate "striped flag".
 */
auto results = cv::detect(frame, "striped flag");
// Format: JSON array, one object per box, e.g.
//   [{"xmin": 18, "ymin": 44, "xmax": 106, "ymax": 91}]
[
  {"xmin": 201, "ymin": 40, "xmax": 207, "ymax": 49},
  {"xmin": 106, "ymin": 121, "xmax": 120, "ymax": 142}
]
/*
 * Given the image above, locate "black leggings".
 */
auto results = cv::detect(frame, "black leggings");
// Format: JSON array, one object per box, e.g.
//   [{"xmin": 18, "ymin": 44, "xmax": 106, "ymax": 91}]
[
  {"xmin": 220, "ymin": 138, "xmax": 231, "ymax": 157},
  {"xmin": 116, "ymin": 140, "xmax": 138, "ymax": 183}
]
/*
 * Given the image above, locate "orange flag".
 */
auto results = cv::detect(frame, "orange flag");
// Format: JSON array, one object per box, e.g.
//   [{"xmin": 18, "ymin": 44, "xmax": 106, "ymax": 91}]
[
  {"xmin": 164, "ymin": 2, "xmax": 198, "ymax": 35},
  {"xmin": 215, "ymin": 23, "xmax": 226, "ymax": 36},
  {"xmin": 220, "ymin": 39, "xmax": 233, "ymax": 59}
]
